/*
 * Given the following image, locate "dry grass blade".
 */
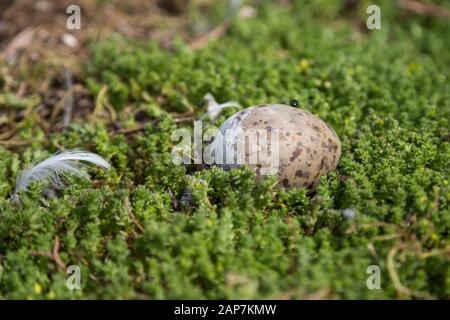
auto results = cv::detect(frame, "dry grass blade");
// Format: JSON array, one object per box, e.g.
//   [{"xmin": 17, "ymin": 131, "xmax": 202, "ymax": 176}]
[
  {"xmin": 62, "ymin": 69, "xmax": 74, "ymax": 131},
  {"xmin": 387, "ymin": 245, "xmax": 434, "ymax": 299},
  {"xmin": 397, "ymin": 0, "xmax": 450, "ymax": 18},
  {"xmin": 0, "ymin": 27, "xmax": 35, "ymax": 61}
]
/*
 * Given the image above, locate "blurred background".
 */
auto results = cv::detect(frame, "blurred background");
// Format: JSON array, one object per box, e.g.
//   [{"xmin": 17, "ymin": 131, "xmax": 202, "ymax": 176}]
[{"xmin": 1, "ymin": 0, "xmax": 449, "ymax": 140}]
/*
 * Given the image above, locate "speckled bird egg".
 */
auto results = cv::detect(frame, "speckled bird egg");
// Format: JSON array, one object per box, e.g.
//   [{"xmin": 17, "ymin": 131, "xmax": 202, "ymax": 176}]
[{"xmin": 212, "ymin": 104, "xmax": 341, "ymax": 188}]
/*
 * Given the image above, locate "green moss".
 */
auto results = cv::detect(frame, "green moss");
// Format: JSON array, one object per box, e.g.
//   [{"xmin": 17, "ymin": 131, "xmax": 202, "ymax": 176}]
[{"xmin": 0, "ymin": 0, "xmax": 449, "ymax": 299}]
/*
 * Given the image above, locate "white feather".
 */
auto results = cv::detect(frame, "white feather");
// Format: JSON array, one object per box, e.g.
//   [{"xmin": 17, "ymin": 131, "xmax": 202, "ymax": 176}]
[
  {"xmin": 12, "ymin": 150, "xmax": 110, "ymax": 202},
  {"xmin": 199, "ymin": 93, "xmax": 240, "ymax": 121}
]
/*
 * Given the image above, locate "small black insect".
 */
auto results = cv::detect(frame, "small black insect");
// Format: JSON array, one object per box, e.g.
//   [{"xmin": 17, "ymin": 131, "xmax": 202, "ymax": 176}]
[{"xmin": 289, "ymin": 99, "xmax": 299, "ymax": 108}]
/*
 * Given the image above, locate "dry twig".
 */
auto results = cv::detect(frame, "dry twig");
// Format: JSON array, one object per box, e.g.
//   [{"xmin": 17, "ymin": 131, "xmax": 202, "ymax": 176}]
[{"xmin": 30, "ymin": 236, "xmax": 66, "ymax": 271}]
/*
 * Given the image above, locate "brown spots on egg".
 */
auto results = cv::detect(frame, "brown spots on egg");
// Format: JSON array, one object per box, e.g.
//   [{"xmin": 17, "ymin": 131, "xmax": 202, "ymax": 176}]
[
  {"xmin": 312, "ymin": 124, "xmax": 321, "ymax": 133},
  {"xmin": 215, "ymin": 103, "xmax": 341, "ymax": 189},
  {"xmin": 318, "ymin": 156, "xmax": 329, "ymax": 171},
  {"xmin": 295, "ymin": 169, "xmax": 311, "ymax": 179},
  {"xmin": 290, "ymin": 149, "xmax": 302, "ymax": 162}
]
